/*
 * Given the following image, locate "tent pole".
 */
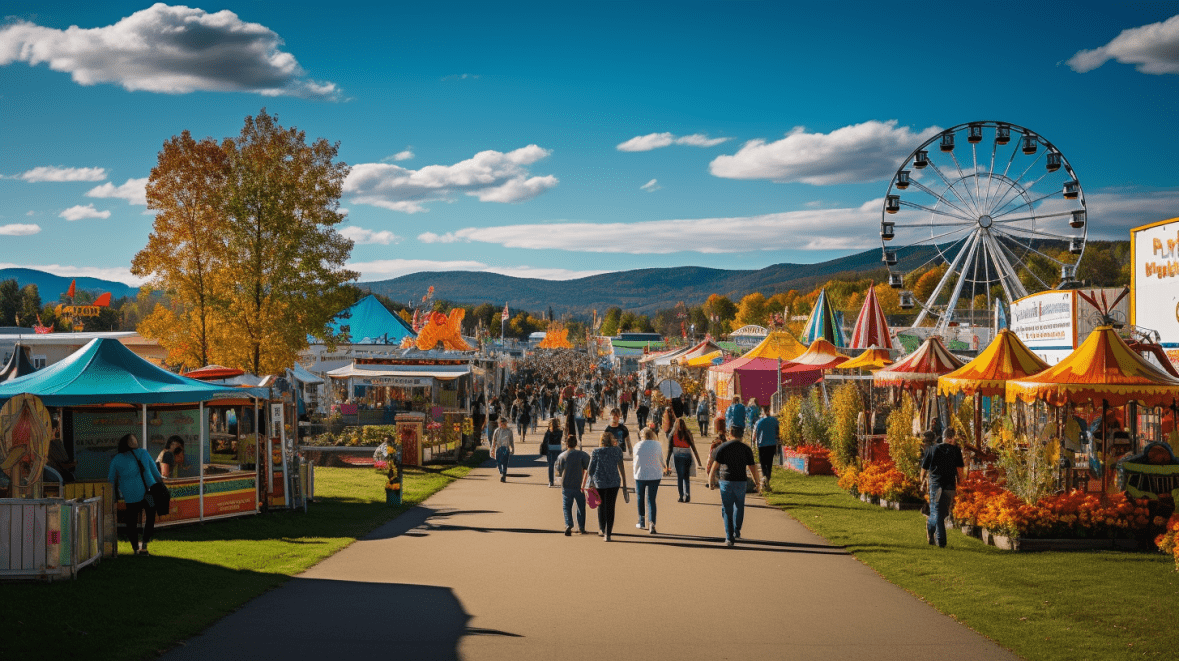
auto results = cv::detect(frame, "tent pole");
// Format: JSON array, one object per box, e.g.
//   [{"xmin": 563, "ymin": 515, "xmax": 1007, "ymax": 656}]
[
  {"xmin": 254, "ymin": 397, "xmax": 260, "ymax": 513},
  {"xmin": 142, "ymin": 403, "xmax": 148, "ymax": 453},
  {"xmin": 199, "ymin": 400, "xmax": 205, "ymax": 522},
  {"xmin": 1101, "ymin": 399, "xmax": 1108, "ymax": 495},
  {"xmin": 974, "ymin": 394, "xmax": 983, "ymax": 452}
]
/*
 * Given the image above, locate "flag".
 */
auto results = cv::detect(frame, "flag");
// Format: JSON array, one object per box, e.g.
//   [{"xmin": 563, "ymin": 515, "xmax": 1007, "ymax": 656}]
[
  {"xmin": 501, "ymin": 303, "xmax": 509, "ymax": 322},
  {"xmin": 66, "ymin": 279, "xmax": 76, "ymax": 298}
]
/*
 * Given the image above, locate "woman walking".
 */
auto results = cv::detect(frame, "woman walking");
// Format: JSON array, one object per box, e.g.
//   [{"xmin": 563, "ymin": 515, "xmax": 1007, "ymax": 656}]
[
  {"xmin": 632, "ymin": 428, "xmax": 664, "ymax": 533},
  {"xmin": 515, "ymin": 396, "xmax": 531, "ymax": 442},
  {"xmin": 108, "ymin": 433, "xmax": 164, "ymax": 555},
  {"xmin": 664, "ymin": 415, "xmax": 704, "ymax": 503},
  {"xmin": 541, "ymin": 419, "xmax": 564, "ymax": 487},
  {"xmin": 584, "ymin": 431, "xmax": 628, "ymax": 541}
]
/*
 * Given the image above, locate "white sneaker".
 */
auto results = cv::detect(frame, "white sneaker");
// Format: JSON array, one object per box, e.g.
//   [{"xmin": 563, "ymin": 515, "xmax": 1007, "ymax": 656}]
[{"xmin": 636, "ymin": 520, "xmax": 645, "ymax": 529}]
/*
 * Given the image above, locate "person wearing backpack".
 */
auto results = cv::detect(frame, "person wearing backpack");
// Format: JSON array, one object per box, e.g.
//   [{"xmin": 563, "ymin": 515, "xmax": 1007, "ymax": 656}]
[
  {"xmin": 541, "ymin": 419, "xmax": 564, "ymax": 487},
  {"xmin": 108, "ymin": 433, "xmax": 164, "ymax": 555}
]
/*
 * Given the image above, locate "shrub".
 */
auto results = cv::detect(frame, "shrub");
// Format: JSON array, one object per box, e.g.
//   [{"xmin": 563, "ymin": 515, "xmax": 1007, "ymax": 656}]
[
  {"xmin": 800, "ymin": 387, "xmax": 830, "ymax": 446},
  {"xmin": 827, "ymin": 381, "xmax": 862, "ymax": 473},
  {"xmin": 886, "ymin": 393, "xmax": 923, "ymax": 482},
  {"xmin": 778, "ymin": 396, "xmax": 805, "ymax": 449}
]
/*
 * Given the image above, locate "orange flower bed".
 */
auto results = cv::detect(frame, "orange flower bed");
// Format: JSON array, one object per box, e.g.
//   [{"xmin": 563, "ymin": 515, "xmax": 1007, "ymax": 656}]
[
  {"xmin": 856, "ymin": 460, "xmax": 921, "ymax": 502},
  {"xmin": 791, "ymin": 444, "xmax": 830, "ymax": 460},
  {"xmin": 1153, "ymin": 514, "xmax": 1179, "ymax": 571},
  {"xmin": 954, "ymin": 477, "xmax": 1154, "ymax": 539},
  {"xmin": 837, "ymin": 465, "xmax": 860, "ymax": 494}
]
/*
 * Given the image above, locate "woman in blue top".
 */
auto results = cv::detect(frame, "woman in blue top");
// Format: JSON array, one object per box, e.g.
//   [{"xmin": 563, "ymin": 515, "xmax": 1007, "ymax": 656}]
[
  {"xmin": 583, "ymin": 431, "xmax": 628, "ymax": 541},
  {"xmin": 108, "ymin": 433, "xmax": 164, "ymax": 555}
]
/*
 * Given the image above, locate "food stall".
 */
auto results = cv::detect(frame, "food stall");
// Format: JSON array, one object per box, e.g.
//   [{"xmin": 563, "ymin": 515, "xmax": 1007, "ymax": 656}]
[{"xmin": 0, "ymin": 338, "xmax": 294, "ymax": 559}]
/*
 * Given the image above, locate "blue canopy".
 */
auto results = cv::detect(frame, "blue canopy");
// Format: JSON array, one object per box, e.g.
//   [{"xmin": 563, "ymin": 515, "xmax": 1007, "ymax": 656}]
[
  {"xmin": 801, "ymin": 288, "xmax": 846, "ymax": 348},
  {"xmin": 0, "ymin": 338, "xmax": 249, "ymax": 406},
  {"xmin": 323, "ymin": 295, "xmax": 416, "ymax": 344}
]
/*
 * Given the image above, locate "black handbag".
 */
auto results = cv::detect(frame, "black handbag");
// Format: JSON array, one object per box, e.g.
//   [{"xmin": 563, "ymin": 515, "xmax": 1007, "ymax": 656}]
[{"xmin": 136, "ymin": 450, "xmax": 172, "ymax": 516}]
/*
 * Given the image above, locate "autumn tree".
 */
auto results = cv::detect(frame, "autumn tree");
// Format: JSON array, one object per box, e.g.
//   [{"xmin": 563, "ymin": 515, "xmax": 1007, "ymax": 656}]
[
  {"xmin": 221, "ymin": 110, "xmax": 357, "ymax": 374},
  {"xmin": 132, "ymin": 131, "xmax": 230, "ymax": 368},
  {"xmin": 734, "ymin": 292, "xmax": 768, "ymax": 327},
  {"xmin": 599, "ymin": 307, "xmax": 622, "ymax": 336}
]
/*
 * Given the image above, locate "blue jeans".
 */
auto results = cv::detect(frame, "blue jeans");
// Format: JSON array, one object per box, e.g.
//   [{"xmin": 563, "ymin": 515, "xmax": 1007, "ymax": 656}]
[
  {"xmin": 575, "ymin": 416, "xmax": 585, "ymax": 438},
  {"xmin": 546, "ymin": 449, "xmax": 561, "ymax": 485},
  {"xmin": 495, "ymin": 446, "xmax": 510, "ymax": 478},
  {"xmin": 927, "ymin": 485, "xmax": 955, "ymax": 547},
  {"xmin": 635, "ymin": 479, "xmax": 660, "ymax": 525},
  {"xmin": 673, "ymin": 453, "xmax": 693, "ymax": 499},
  {"xmin": 487, "ymin": 420, "xmax": 497, "ymax": 443},
  {"xmin": 562, "ymin": 487, "xmax": 586, "ymax": 530},
  {"xmin": 719, "ymin": 480, "xmax": 748, "ymax": 542}
]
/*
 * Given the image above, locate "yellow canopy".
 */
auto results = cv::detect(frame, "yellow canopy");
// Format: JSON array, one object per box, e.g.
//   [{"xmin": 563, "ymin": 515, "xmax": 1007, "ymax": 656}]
[
  {"xmin": 834, "ymin": 347, "xmax": 894, "ymax": 371},
  {"xmin": 939, "ymin": 329, "xmax": 1049, "ymax": 397},
  {"xmin": 684, "ymin": 350, "xmax": 723, "ymax": 368},
  {"xmin": 1007, "ymin": 326, "xmax": 1179, "ymax": 408},
  {"xmin": 740, "ymin": 331, "xmax": 807, "ymax": 361}
]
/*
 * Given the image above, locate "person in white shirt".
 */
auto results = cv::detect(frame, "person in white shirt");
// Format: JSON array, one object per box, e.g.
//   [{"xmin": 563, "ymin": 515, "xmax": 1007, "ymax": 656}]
[
  {"xmin": 491, "ymin": 418, "xmax": 515, "ymax": 483},
  {"xmin": 632, "ymin": 427, "xmax": 665, "ymax": 534}
]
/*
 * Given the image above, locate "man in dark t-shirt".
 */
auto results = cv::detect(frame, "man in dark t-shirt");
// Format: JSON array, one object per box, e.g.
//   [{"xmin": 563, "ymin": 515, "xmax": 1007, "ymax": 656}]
[
  {"xmin": 707, "ymin": 439, "xmax": 762, "ymax": 547},
  {"xmin": 919, "ymin": 427, "xmax": 966, "ymax": 548},
  {"xmin": 604, "ymin": 409, "xmax": 631, "ymax": 455}
]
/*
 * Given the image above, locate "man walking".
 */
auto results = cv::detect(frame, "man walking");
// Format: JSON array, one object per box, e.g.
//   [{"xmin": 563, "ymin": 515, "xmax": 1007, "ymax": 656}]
[
  {"xmin": 603, "ymin": 408, "xmax": 632, "ymax": 455},
  {"xmin": 725, "ymin": 398, "xmax": 747, "ymax": 442},
  {"xmin": 919, "ymin": 427, "xmax": 965, "ymax": 548},
  {"xmin": 555, "ymin": 435, "xmax": 590, "ymax": 535},
  {"xmin": 696, "ymin": 397, "xmax": 710, "ymax": 437},
  {"xmin": 491, "ymin": 418, "xmax": 515, "ymax": 483},
  {"xmin": 707, "ymin": 434, "xmax": 762, "ymax": 547},
  {"xmin": 752, "ymin": 406, "xmax": 779, "ymax": 493}
]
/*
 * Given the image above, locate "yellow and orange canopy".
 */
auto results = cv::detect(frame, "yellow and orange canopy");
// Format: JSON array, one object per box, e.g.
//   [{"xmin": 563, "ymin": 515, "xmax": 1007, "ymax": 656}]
[
  {"xmin": 1007, "ymin": 326, "xmax": 1179, "ymax": 408},
  {"xmin": 782, "ymin": 338, "xmax": 849, "ymax": 371},
  {"xmin": 834, "ymin": 347, "xmax": 894, "ymax": 371},
  {"xmin": 939, "ymin": 329, "xmax": 1049, "ymax": 398}
]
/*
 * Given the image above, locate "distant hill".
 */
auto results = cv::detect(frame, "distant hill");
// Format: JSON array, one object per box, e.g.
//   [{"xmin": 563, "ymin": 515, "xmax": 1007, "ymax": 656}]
[
  {"xmin": 0, "ymin": 268, "xmax": 139, "ymax": 301},
  {"xmin": 360, "ymin": 246, "xmax": 938, "ymax": 314}
]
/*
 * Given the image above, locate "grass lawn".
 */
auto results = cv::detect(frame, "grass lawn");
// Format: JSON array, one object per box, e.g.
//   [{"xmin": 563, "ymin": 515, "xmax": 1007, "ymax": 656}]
[
  {"xmin": 2, "ymin": 451, "xmax": 486, "ymax": 660},
  {"xmin": 766, "ymin": 469, "xmax": 1179, "ymax": 661}
]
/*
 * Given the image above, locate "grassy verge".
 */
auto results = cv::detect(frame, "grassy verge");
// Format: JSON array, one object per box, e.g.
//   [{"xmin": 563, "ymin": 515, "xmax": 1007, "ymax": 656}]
[
  {"xmin": 3, "ymin": 451, "xmax": 487, "ymax": 660},
  {"xmin": 765, "ymin": 469, "xmax": 1179, "ymax": 661}
]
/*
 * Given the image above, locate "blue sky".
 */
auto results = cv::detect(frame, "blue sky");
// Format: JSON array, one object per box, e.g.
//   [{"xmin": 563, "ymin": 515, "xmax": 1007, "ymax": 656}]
[{"xmin": 2, "ymin": 1, "xmax": 1178, "ymax": 288}]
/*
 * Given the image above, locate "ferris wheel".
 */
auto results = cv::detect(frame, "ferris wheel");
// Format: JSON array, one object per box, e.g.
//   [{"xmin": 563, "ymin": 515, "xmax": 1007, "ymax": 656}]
[{"xmin": 880, "ymin": 121, "xmax": 1087, "ymax": 335}]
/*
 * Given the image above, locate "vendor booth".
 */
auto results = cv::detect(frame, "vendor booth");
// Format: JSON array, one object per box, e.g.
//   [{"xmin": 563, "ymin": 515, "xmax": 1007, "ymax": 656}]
[
  {"xmin": 710, "ymin": 331, "xmax": 808, "ymax": 412},
  {"xmin": 0, "ymin": 339, "xmax": 299, "ymax": 571}
]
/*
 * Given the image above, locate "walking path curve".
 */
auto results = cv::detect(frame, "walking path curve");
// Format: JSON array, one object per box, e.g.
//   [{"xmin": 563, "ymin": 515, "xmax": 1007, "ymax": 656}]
[{"xmin": 164, "ymin": 433, "xmax": 1018, "ymax": 661}]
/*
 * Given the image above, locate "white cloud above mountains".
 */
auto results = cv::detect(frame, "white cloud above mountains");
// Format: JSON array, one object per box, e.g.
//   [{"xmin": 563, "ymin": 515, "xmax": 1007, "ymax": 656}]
[
  {"xmin": 0, "ymin": 262, "xmax": 145, "ymax": 286},
  {"xmin": 59, "ymin": 204, "xmax": 110, "ymax": 221},
  {"xmin": 709, "ymin": 120, "xmax": 941, "ymax": 185},
  {"xmin": 86, "ymin": 178, "xmax": 148, "ymax": 205},
  {"xmin": 18, "ymin": 166, "xmax": 106, "ymax": 182},
  {"xmin": 344, "ymin": 145, "xmax": 558, "ymax": 213},
  {"xmin": 616, "ymin": 132, "xmax": 730, "ymax": 152},
  {"xmin": 347, "ymin": 258, "xmax": 606, "ymax": 282},
  {"xmin": 1067, "ymin": 14, "xmax": 1179, "ymax": 75},
  {"xmin": 0, "ymin": 3, "xmax": 338, "ymax": 98},
  {"xmin": 418, "ymin": 199, "xmax": 883, "ymax": 254},
  {"xmin": 339, "ymin": 226, "xmax": 401, "ymax": 245},
  {"xmin": 0, "ymin": 223, "xmax": 40, "ymax": 236}
]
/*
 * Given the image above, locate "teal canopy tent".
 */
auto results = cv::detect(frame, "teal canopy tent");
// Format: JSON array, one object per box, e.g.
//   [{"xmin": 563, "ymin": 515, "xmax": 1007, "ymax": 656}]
[
  {"xmin": 0, "ymin": 338, "xmax": 251, "ymax": 406},
  {"xmin": 801, "ymin": 288, "xmax": 845, "ymax": 348},
  {"xmin": 323, "ymin": 295, "xmax": 416, "ymax": 345}
]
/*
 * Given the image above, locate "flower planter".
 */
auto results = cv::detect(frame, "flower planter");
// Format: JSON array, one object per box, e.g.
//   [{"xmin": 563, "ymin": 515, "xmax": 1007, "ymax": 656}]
[
  {"xmin": 784, "ymin": 452, "xmax": 834, "ymax": 476},
  {"xmin": 880, "ymin": 499, "xmax": 923, "ymax": 511},
  {"xmin": 859, "ymin": 493, "xmax": 880, "ymax": 505},
  {"xmin": 979, "ymin": 528, "xmax": 1140, "ymax": 552},
  {"xmin": 959, "ymin": 524, "xmax": 981, "ymax": 539},
  {"xmin": 385, "ymin": 488, "xmax": 402, "ymax": 506}
]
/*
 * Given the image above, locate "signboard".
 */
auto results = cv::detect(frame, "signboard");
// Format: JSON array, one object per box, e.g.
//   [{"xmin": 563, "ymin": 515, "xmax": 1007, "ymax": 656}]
[
  {"xmin": 1011, "ymin": 291, "xmax": 1075, "ymax": 365},
  {"xmin": 1132, "ymin": 218, "xmax": 1179, "ymax": 360},
  {"xmin": 730, "ymin": 325, "xmax": 769, "ymax": 347},
  {"xmin": 362, "ymin": 376, "xmax": 432, "ymax": 387}
]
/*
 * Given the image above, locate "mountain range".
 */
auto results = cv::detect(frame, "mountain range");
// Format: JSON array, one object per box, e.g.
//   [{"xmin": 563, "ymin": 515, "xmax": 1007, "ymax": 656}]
[{"xmin": 0, "ymin": 268, "xmax": 140, "ymax": 301}]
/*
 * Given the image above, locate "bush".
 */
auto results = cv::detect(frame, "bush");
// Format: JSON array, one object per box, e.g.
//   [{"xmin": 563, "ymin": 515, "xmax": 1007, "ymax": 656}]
[
  {"xmin": 304, "ymin": 425, "xmax": 400, "ymax": 447},
  {"xmin": 827, "ymin": 382, "xmax": 862, "ymax": 473},
  {"xmin": 886, "ymin": 393, "xmax": 923, "ymax": 482},
  {"xmin": 800, "ymin": 387, "xmax": 830, "ymax": 446},
  {"xmin": 778, "ymin": 396, "xmax": 805, "ymax": 448}
]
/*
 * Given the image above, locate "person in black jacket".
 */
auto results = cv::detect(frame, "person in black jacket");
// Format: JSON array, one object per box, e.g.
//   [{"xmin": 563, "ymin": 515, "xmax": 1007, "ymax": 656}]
[{"xmin": 541, "ymin": 419, "xmax": 564, "ymax": 487}]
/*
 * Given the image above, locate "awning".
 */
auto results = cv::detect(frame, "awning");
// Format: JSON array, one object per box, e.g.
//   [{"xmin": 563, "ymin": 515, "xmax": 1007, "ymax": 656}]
[
  {"xmin": 327, "ymin": 362, "xmax": 471, "ymax": 382},
  {"xmin": 288, "ymin": 363, "xmax": 325, "ymax": 385}
]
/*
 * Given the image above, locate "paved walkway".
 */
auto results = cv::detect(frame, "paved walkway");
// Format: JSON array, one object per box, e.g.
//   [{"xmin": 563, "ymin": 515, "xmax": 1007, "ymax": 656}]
[{"xmin": 164, "ymin": 432, "xmax": 1018, "ymax": 661}]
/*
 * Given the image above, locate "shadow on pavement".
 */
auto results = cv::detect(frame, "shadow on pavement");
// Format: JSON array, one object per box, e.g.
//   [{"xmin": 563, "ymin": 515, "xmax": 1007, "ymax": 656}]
[
  {"xmin": 604, "ymin": 532, "xmax": 849, "ymax": 555},
  {"xmin": 164, "ymin": 578, "xmax": 517, "ymax": 661}
]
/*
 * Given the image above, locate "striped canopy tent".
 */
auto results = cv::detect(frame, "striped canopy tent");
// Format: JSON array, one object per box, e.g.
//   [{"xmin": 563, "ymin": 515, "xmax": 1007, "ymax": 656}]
[
  {"xmin": 741, "ymin": 330, "xmax": 808, "ymax": 361},
  {"xmin": 684, "ymin": 350, "xmax": 724, "ymax": 368},
  {"xmin": 674, "ymin": 337, "xmax": 724, "ymax": 365},
  {"xmin": 849, "ymin": 285, "xmax": 894, "ymax": 350},
  {"xmin": 939, "ymin": 329, "xmax": 1049, "ymax": 398},
  {"xmin": 801, "ymin": 289, "xmax": 845, "ymax": 347},
  {"xmin": 1007, "ymin": 326, "xmax": 1179, "ymax": 409},
  {"xmin": 873, "ymin": 336, "xmax": 964, "ymax": 390},
  {"xmin": 782, "ymin": 338, "xmax": 850, "ymax": 372},
  {"xmin": 834, "ymin": 347, "xmax": 894, "ymax": 371}
]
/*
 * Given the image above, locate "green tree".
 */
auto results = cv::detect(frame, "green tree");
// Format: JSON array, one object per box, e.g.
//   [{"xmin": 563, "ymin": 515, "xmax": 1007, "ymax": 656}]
[
  {"xmin": 17, "ymin": 284, "xmax": 41, "ymax": 327},
  {"xmin": 599, "ymin": 307, "xmax": 622, "ymax": 336},
  {"xmin": 734, "ymin": 292, "xmax": 768, "ymax": 327},
  {"xmin": 0, "ymin": 279, "xmax": 18, "ymax": 325}
]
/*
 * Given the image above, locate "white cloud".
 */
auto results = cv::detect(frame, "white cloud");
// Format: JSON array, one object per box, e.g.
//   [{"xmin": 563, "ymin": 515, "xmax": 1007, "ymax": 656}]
[
  {"xmin": 59, "ymin": 204, "xmax": 111, "ymax": 221},
  {"xmin": 339, "ymin": 226, "xmax": 401, "ymax": 245},
  {"xmin": 616, "ymin": 132, "xmax": 730, "ymax": 152},
  {"xmin": 420, "ymin": 199, "xmax": 883, "ymax": 255},
  {"xmin": 709, "ymin": 120, "xmax": 941, "ymax": 185},
  {"xmin": 0, "ymin": 4, "xmax": 338, "ymax": 98},
  {"xmin": 348, "ymin": 258, "xmax": 608, "ymax": 282},
  {"xmin": 0, "ymin": 223, "xmax": 41, "ymax": 236},
  {"xmin": 344, "ymin": 145, "xmax": 558, "ymax": 213},
  {"xmin": 442, "ymin": 73, "xmax": 479, "ymax": 81},
  {"xmin": 640, "ymin": 179, "xmax": 660, "ymax": 192},
  {"xmin": 86, "ymin": 177, "xmax": 148, "ymax": 205},
  {"xmin": 1067, "ymin": 14, "xmax": 1179, "ymax": 75},
  {"xmin": 391, "ymin": 149, "xmax": 414, "ymax": 162},
  {"xmin": 17, "ymin": 166, "xmax": 106, "ymax": 182},
  {"xmin": 0, "ymin": 263, "xmax": 144, "ymax": 286},
  {"xmin": 1082, "ymin": 188, "xmax": 1179, "ymax": 238},
  {"xmin": 418, "ymin": 232, "xmax": 461, "ymax": 243},
  {"xmin": 25, "ymin": 210, "xmax": 34, "ymax": 216}
]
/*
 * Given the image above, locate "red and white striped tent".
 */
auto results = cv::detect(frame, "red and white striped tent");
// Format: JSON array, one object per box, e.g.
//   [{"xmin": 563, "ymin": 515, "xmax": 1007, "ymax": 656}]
[
  {"xmin": 873, "ymin": 336, "xmax": 963, "ymax": 391},
  {"xmin": 850, "ymin": 285, "xmax": 893, "ymax": 350}
]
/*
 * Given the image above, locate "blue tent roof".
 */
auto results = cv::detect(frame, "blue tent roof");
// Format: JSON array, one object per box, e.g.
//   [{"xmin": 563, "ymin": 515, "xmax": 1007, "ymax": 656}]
[
  {"xmin": 0, "ymin": 338, "xmax": 249, "ymax": 406},
  {"xmin": 324, "ymin": 295, "xmax": 416, "ymax": 344}
]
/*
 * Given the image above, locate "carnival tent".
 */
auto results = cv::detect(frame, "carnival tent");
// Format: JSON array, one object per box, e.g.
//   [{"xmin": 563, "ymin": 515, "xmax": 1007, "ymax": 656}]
[
  {"xmin": 684, "ymin": 350, "xmax": 724, "ymax": 368},
  {"xmin": 184, "ymin": 365, "xmax": 246, "ymax": 380},
  {"xmin": 711, "ymin": 357, "xmax": 784, "ymax": 407},
  {"xmin": 939, "ymin": 329, "xmax": 1049, "ymax": 398},
  {"xmin": 873, "ymin": 336, "xmax": 964, "ymax": 390},
  {"xmin": 802, "ymin": 289, "xmax": 845, "ymax": 347},
  {"xmin": 849, "ymin": 285, "xmax": 893, "ymax": 350},
  {"xmin": 834, "ymin": 347, "xmax": 893, "ymax": 371},
  {"xmin": 0, "ymin": 338, "xmax": 247, "ymax": 406},
  {"xmin": 1007, "ymin": 326, "xmax": 1179, "ymax": 408},
  {"xmin": 782, "ymin": 338, "xmax": 850, "ymax": 371},
  {"xmin": 0, "ymin": 344, "xmax": 36, "ymax": 382},
  {"xmin": 674, "ymin": 338, "xmax": 724, "ymax": 364},
  {"xmin": 323, "ymin": 295, "xmax": 416, "ymax": 345},
  {"xmin": 741, "ymin": 331, "xmax": 808, "ymax": 362}
]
